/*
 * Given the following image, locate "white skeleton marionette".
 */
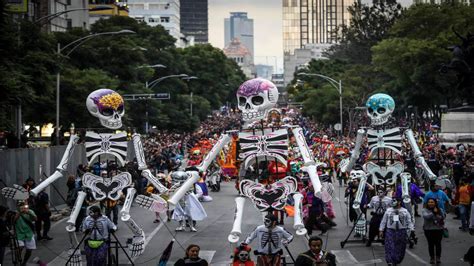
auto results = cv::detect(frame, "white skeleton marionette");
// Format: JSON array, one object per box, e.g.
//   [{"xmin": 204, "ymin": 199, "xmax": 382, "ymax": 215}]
[
  {"xmin": 2, "ymin": 89, "xmax": 169, "ymax": 265},
  {"xmin": 341, "ymin": 93, "xmax": 439, "ymax": 230},
  {"xmin": 167, "ymin": 170, "xmax": 207, "ymax": 232}
]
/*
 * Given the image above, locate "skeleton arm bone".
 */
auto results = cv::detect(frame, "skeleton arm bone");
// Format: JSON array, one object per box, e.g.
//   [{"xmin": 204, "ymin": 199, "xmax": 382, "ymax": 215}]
[
  {"xmin": 352, "ymin": 174, "xmax": 368, "ymax": 216},
  {"xmin": 120, "ymin": 188, "xmax": 136, "ymax": 221},
  {"xmin": 168, "ymin": 171, "xmax": 200, "ymax": 209},
  {"xmin": 197, "ymin": 133, "xmax": 231, "ymax": 173},
  {"xmin": 343, "ymin": 129, "xmax": 365, "ymax": 173},
  {"xmin": 291, "ymin": 127, "xmax": 324, "ymax": 193},
  {"xmin": 404, "ymin": 129, "xmax": 436, "ymax": 180},
  {"xmin": 400, "ymin": 173, "xmax": 411, "ymax": 204},
  {"xmin": 31, "ymin": 135, "xmax": 80, "ymax": 196},
  {"xmin": 132, "ymin": 134, "xmax": 168, "ymax": 193}
]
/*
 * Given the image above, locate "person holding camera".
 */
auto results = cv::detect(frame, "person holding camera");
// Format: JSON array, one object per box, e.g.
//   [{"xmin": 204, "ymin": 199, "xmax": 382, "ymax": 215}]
[
  {"xmin": 423, "ymin": 197, "xmax": 446, "ymax": 264},
  {"xmin": 14, "ymin": 202, "xmax": 37, "ymax": 266},
  {"xmin": 81, "ymin": 205, "xmax": 117, "ymax": 266}
]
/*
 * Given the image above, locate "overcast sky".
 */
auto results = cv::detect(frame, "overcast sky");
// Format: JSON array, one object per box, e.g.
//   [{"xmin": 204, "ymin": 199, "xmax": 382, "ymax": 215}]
[
  {"xmin": 208, "ymin": 0, "xmax": 413, "ymax": 73},
  {"xmin": 208, "ymin": 0, "xmax": 283, "ymax": 72}
]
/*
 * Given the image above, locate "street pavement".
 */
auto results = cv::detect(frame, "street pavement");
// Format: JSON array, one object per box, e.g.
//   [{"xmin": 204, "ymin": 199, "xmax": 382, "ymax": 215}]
[{"xmin": 3, "ymin": 180, "xmax": 472, "ymax": 265}]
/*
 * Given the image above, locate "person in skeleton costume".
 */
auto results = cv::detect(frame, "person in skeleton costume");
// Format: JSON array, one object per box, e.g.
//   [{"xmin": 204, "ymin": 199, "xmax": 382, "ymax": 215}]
[
  {"xmin": 366, "ymin": 187, "xmax": 392, "ymax": 247},
  {"xmin": 379, "ymin": 197, "xmax": 415, "ymax": 266},
  {"xmin": 344, "ymin": 169, "xmax": 374, "ymax": 237},
  {"xmin": 81, "ymin": 206, "xmax": 116, "ymax": 266},
  {"xmin": 2, "ymin": 89, "xmax": 170, "ymax": 264},
  {"xmin": 341, "ymin": 93, "xmax": 441, "ymax": 235},
  {"xmin": 169, "ymin": 170, "xmax": 207, "ymax": 232},
  {"xmin": 232, "ymin": 243, "xmax": 255, "ymax": 266},
  {"xmin": 242, "ymin": 214, "xmax": 293, "ymax": 266}
]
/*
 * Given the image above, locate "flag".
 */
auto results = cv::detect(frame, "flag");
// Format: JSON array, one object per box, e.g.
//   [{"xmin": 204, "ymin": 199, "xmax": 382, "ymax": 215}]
[{"xmin": 158, "ymin": 239, "xmax": 175, "ymax": 266}]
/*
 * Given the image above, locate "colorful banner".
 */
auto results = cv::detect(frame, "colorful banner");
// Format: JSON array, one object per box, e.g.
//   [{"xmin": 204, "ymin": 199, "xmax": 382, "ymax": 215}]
[{"xmin": 6, "ymin": 0, "xmax": 28, "ymax": 13}]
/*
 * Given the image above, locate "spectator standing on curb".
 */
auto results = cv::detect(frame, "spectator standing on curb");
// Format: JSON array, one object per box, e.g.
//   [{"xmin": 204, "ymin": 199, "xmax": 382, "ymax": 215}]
[
  {"xmin": 422, "ymin": 198, "xmax": 446, "ymax": 264},
  {"xmin": 15, "ymin": 202, "xmax": 37, "ymax": 266},
  {"xmin": 34, "ymin": 190, "xmax": 52, "ymax": 240}
]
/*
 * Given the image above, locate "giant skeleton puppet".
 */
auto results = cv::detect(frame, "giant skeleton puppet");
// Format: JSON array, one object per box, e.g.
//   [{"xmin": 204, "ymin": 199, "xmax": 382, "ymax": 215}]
[
  {"xmin": 223, "ymin": 78, "xmax": 328, "ymax": 246},
  {"xmin": 340, "ymin": 93, "xmax": 439, "ymax": 235},
  {"xmin": 2, "ymin": 89, "xmax": 169, "ymax": 265}
]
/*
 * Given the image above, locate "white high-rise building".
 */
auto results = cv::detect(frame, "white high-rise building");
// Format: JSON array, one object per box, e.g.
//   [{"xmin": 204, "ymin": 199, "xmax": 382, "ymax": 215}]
[
  {"xmin": 128, "ymin": 0, "xmax": 193, "ymax": 47},
  {"xmin": 224, "ymin": 12, "xmax": 254, "ymax": 63}
]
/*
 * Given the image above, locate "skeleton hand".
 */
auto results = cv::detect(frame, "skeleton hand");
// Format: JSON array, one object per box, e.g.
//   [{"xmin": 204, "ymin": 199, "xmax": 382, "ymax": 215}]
[
  {"xmin": 135, "ymin": 194, "xmax": 167, "ymax": 213},
  {"xmin": 1, "ymin": 184, "xmax": 29, "ymax": 200},
  {"xmin": 67, "ymin": 248, "xmax": 82, "ymax": 266},
  {"xmin": 128, "ymin": 234, "xmax": 145, "ymax": 258}
]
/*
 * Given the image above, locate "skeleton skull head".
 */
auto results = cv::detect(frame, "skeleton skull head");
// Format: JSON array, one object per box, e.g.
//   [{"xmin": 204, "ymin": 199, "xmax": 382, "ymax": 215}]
[
  {"xmin": 236, "ymin": 78, "xmax": 279, "ymax": 121},
  {"xmin": 365, "ymin": 93, "xmax": 395, "ymax": 126},
  {"xmin": 350, "ymin": 170, "xmax": 366, "ymax": 181},
  {"xmin": 86, "ymin": 89, "xmax": 124, "ymax": 129}
]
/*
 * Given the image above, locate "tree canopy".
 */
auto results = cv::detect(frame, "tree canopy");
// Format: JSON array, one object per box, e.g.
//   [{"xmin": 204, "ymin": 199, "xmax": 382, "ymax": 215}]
[
  {"xmin": 288, "ymin": 1, "xmax": 474, "ymax": 134},
  {"xmin": 0, "ymin": 9, "xmax": 245, "ymax": 133}
]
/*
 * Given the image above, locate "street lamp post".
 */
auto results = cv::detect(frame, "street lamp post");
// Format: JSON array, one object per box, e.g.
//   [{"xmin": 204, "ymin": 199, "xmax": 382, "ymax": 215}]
[
  {"xmin": 55, "ymin": 29, "xmax": 135, "ymax": 145},
  {"xmin": 298, "ymin": 73, "xmax": 343, "ymax": 136},
  {"xmin": 35, "ymin": 6, "xmax": 113, "ymax": 31},
  {"xmin": 182, "ymin": 76, "xmax": 198, "ymax": 116}
]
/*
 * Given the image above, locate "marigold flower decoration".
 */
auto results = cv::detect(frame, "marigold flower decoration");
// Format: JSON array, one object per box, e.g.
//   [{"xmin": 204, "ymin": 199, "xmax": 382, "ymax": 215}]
[{"xmin": 98, "ymin": 92, "xmax": 124, "ymax": 110}]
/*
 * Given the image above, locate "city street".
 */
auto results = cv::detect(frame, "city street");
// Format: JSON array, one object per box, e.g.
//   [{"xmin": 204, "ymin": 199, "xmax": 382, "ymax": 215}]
[{"xmin": 3, "ymin": 181, "xmax": 470, "ymax": 266}]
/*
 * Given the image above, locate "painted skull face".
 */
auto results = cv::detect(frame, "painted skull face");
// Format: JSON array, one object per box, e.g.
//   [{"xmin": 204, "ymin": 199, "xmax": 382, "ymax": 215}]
[
  {"xmin": 366, "ymin": 93, "xmax": 395, "ymax": 126},
  {"xmin": 350, "ymin": 170, "xmax": 365, "ymax": 181},
  {"xmin": 238, "ymin": 250, "xmax": 250, "ymax": 262},
  {"xmin": 86, "ymin": 89, "xmax": 124, "ymax": 129},
  {"xmin": 236, "ymin": 78, "xmax": 279, "ymax": 121}
]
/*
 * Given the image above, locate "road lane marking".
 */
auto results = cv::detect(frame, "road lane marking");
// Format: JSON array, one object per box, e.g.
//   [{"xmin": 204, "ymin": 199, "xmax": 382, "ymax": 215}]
[
  {"xmin": 406, "ymin": 249, "xmax": 428, "ymax": 264},
  {"xmin": 331, "ymin": 250, "xmax": 358, "ymax": 263}
]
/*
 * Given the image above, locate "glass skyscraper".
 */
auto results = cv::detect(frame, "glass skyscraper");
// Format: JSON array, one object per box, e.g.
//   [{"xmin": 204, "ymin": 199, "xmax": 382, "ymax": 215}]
[
  {"xmin": 283, "ymin": 0, "xmax": 352, "ymax": 54},
  {"xmin": 180, "ymin": 0, "xmax": 208, "ymax": 43}
]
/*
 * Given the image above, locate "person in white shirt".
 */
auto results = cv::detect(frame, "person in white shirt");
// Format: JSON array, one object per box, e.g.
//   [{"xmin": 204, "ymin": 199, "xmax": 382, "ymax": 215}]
[
  {"xmin": 366, "ymin": 187, "xmax": 392, "ymax": 247},
  {"xmin": 379, "ymin": 197, "xmax": 415, "ymax": 266}
]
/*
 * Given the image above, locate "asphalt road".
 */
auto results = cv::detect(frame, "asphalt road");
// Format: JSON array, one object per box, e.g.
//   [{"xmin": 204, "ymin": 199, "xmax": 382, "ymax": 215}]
[{"xmin": 3, "ymin": 181, "xmax": 472, "ymax": 266}]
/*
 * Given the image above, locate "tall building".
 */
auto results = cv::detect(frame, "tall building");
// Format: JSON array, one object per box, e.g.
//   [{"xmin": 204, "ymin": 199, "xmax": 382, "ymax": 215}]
[
  {"xmin": 284, "ymin": 43, "xmax": 331, "ymax": 85},
  {"xmin": 283, "ymin": 0, "xmax": 352, "ymax": 54},
  {"xmin": 180, "ymin": 0, "xmax": 208, "ymax": 43},
  {"xmin": 224, "ymin": 12, "xmax": 254, "ymax": 62},
  {"xmin": 223, "ymin": 38, "xmax": 255, "ymax": 78},
  {"xmin": 128, "ymin": 0, "xmax": 193, "ymax": 47}
]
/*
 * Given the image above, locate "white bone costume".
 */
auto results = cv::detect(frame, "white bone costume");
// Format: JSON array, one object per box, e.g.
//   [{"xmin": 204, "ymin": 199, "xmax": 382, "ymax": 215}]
[
  {"xmin": 169, "ymin": 171, "xmax": 207, "ymax": 232},
  {"xmin": 2, "ymin": 89, "xmax": 169, "ymax": 264},
  {"xmin": 341, "ymin": 93, "xmax": 442, "ymax": 233}
]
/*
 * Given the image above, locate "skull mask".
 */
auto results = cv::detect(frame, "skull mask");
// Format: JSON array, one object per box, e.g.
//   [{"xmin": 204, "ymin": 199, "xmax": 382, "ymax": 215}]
[
  {"xmin": 86, "ymin": 89, "xmax": 124, "ymax": 129},
  {"xmin": 350, "ymin": 170, "xmax": 366, "ymax": 181},
  {"xmin": 238, "ymin": 250, "xmax": 250, "ymax": 262},
  {"xmin": 236, "ymin": 78, "xmax": 279, "ymax": 122},
  {"xmin": 365, "ymin": 93, "xmax": 395, "ymax": 126}
]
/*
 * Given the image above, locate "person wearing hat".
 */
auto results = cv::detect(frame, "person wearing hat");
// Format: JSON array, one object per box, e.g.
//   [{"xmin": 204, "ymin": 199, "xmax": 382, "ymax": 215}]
[
  {"xmin": 379, "ymin": 197, "xmax": 414, "ymax": 266},
  {"xmin": 81, "ymin": 205, "xmax": 116, "ymax": 266}
]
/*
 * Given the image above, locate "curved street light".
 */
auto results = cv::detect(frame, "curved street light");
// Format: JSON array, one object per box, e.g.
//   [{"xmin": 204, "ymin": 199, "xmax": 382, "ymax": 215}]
[
  {"xmin": 136, "ymin": 64, "xmax": 167, "ymax": 69},
  {"xmin": 55, "ymin": 29, "xmax": 136, "ymax": 145},
  {"xmin": 297, "ymin": 72, "xmax": 343, "ymax": 135},
  {"xmin": 147, "ymin": 74, "xmax": 188, "ymax": 89}
]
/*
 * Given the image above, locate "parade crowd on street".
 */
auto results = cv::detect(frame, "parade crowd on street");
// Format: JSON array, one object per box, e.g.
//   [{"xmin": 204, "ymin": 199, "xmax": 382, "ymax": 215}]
[{"xmin": 0, "ymin": 109, "xmax": 473, "ymax": 266}]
